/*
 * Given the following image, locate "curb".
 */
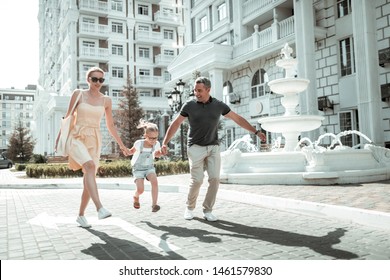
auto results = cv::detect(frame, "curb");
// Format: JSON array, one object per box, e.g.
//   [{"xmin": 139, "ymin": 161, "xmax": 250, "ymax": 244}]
[{"xmin": 2, "ymin": 180, "xmax": 390, "ymax": 231}]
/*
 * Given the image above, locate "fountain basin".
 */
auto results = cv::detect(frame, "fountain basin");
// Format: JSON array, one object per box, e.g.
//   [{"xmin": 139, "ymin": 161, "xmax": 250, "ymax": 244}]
[
  {"xmin": 220, "ymin": 144, "xmax": 390, "ymax": 185},
  {"xmin": 268, "ymin": 78, "xmax": 310, "ymax": 94},
  {"xmin": 260, "ymin": 115, "xmax": 324, "ymax": 133}
]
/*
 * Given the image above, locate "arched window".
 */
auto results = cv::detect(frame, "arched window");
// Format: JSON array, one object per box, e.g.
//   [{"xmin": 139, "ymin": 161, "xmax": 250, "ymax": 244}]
[{"xmin": 251, "ymin": 69, "xmax": 268, "ymax": 99}]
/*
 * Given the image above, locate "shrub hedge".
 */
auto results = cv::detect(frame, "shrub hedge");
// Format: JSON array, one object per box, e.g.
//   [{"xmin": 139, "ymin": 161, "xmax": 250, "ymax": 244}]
[{"xmin": 25, "ymin": 160, "xmax": 189, "ymax": 178}]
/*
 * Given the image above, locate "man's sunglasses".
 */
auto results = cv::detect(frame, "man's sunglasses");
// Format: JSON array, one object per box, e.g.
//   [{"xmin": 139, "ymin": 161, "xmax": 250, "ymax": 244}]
[{"xmin": 90, "ymin": 77, "xmax": 105, "ymax": 83}]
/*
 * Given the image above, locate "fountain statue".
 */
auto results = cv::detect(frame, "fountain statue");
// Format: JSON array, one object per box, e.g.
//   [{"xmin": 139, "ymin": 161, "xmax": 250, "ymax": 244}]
[{"xmin": 220, "ymin": 44, "xmax": 390, "ymax": 185}]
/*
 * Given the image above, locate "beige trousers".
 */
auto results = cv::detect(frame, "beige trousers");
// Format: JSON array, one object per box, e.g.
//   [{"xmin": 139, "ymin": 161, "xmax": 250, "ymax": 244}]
[{"xmin": 186, "ymin": 144, "xmax": 221, "ymax": 213}]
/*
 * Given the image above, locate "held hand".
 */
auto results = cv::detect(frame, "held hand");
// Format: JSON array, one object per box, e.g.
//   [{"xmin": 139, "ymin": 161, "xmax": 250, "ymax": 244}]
[
  {"xmin": 161, "ymin": 145, "xmax": 168, "ymax": 155},
  {"xmin": 257, "ymin": 132, "xmax": 266, "ymax": 142}
]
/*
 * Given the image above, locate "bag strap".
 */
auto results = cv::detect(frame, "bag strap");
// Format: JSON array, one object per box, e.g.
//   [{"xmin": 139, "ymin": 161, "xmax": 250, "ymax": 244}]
[{"xmin": 69, "ymin": 91, "xmax": 82, "ymax": 116}]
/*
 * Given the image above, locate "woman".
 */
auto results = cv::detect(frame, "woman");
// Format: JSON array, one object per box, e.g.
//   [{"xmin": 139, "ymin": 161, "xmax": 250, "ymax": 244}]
[{"xmin": 55, "ymin": 67, "xmax": 130, "ymax": 228}]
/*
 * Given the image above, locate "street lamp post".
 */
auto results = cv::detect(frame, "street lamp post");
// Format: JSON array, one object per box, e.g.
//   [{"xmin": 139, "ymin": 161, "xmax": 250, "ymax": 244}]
[{"xmin": 167, "ymin": 79, "xmax": 186, "ymax": 161}]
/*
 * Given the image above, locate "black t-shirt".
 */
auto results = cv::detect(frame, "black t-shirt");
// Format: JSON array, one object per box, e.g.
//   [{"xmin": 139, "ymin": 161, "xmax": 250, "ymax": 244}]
[{"xmin": 180, "ymin": 97, "xmax": 231, "ymax": 146}]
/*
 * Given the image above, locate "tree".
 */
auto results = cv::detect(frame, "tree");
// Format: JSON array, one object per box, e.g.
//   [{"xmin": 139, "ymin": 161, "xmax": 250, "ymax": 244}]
[
  {"xmin": 7, "ymin": 119, "xmax": 36, "ymax": 163},
  {"xmin": 115, "ymin": 76, "xmax": 145, "ymax": 149}
]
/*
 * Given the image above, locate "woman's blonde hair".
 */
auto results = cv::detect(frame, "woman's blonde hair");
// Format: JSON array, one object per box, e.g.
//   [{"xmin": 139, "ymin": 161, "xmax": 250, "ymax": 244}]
[
  {"xmin": 86, "ymin": 67, "xmax": 105, "ymax": 80},
  {"xmin": 137, "ymin": 119, "xmax": 158, "ymax": 134}
]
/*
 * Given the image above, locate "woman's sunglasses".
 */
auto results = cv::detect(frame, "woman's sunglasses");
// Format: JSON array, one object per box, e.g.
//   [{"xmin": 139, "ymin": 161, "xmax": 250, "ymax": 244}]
[{"xmin": 90, "ymin": 77, "xmax": 105, "ymax": 83}]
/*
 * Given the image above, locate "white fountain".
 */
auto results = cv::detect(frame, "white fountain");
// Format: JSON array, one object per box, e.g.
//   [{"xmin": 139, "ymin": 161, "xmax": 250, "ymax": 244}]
[{"xmin": 220, "ymin": 44, "xmax": 390, "ymax": 185}]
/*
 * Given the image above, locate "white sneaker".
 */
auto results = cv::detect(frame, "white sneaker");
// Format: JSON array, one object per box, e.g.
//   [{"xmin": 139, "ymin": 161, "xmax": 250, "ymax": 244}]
[
  {"xmin": 98, "ymin": 207, "xmax": 112, "ymax": 219},
  {"xmin": 76, "ymin": 216, "xmax": 91, "ymax": 228},
  {"xmin": 203, "ymin": 212, "xmax": 218, "ymax": 222},
  {"xmin": 184, "ymin": 208, "xmax": 194, "ymax": 220}
]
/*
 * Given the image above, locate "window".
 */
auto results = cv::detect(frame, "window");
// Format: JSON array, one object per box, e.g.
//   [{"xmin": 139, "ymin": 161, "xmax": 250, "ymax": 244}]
[
  {"xmin": 164, "ymin": 49, "xmax": 175, "ymax": 56},
  {"xmin": 339, "ymin": 110, "xmax": 359, "ymax": 147},
  {"xmin": 200, "ymin": 16, "xmax": 208, "ymax": 33},
  {"xmin": 139, "ymin": 47, "xmax": 150, "ymax": 58},
  {"xmin": 139, "ymin": 69, "xmax": 150, "ymax": 76},
  {"xmin": 251, "ymin": 69, "xmax": 268, "ymax": 98},
  {"xmin": 339, "ymin": 37, "xmax": 355, "ymax": 77},
  {"xmin": 83, "ymin": 41, "xmax": 95, "ymax": 48},
  {"xmin": 163, "ymin": 70, "xmax": 171, "ymax": 82},
  {"xmin": 112, "ymin": 67, "xmax": 124, "ymax": 78},
  {"xmin": 138, "ymin": 4, "xmax": 149, "ymax": 16},
  {"xmin": 112, "ymin": 22, "xmax": 123, "ymax": 33},
  {"xmin": 111, "ymin": 0, "xmax": 123, "ymax": 12},
  {"xmin": 337, "ymin": 0, "xmax": 352, "ymax": 18},
  {"xmin": 217, "ymin": 3, "xmax": 227, "ymax": 21},
  {"xmin": 226, "ymin": 128, "xmax": 235, "ymax": 148},
  {"xmin": 140, "ymin": 90, "xmax": 151, "ymax": 97},
  {"xmin": 112, "ymin": 44, "xmax": 123, "ymax": 56},
  {"xmin": 139, "ymin": 25, "xmax": 149, "ymax": 31},
  {"xmin": 163, "ymin": 29, "xmax": 174, "ymax": 40},
  {"xmin": 112, "ymin": 89, "xmax": 121, "ymax": 98}
]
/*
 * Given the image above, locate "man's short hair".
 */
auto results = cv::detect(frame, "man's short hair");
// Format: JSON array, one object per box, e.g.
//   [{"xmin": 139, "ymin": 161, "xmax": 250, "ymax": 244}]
[{"xmin": 195, "ymin": 77, "xmax": 211, "ymax": 88}]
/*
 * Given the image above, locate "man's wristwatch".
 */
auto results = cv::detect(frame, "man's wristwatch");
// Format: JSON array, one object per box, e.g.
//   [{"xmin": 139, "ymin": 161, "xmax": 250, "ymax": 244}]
[{"xmin": 254, "ymin": 130, "xmax": 261, "ymax": 135}]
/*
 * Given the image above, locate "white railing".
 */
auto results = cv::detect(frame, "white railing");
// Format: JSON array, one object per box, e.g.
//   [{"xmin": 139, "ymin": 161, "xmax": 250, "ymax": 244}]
[
  {"xmin": 233, "ymin": 37, "xmax": 253, "ymax": 58},
  {"xmin": 79, "ymin": 0, "xmax": 108, "ymax": 13},
  {"xmin": 135, "ymin": 30, "xmax": 162, "ymax": 42},
  {"xmin": 155, "ymin": 54, "xmax": 175, "ymax": 66},
  {"xmin": 136, "ymin": 75, "xmax": 164, "ymax": 86},
  {"xmin": 232, "ymin": 16, "xmax": 294, "ymax": 59},
  {"xmin": 279, "ymin": 17, "xmax": 294, "ymax": 39},
  {"xmin": 80, "ymin": 47, "xmax": 109, "ymax": 59},
  {"xmin": 258, "ymin": 28, "xmax": 273, "ymax": 47},
  {"xmin": 154, "ymin": 10, "xmax": 180, "ymax": 24},
  {"xmin": 80, "ymin": 23, "xmax": 109, "ymax": 36}
]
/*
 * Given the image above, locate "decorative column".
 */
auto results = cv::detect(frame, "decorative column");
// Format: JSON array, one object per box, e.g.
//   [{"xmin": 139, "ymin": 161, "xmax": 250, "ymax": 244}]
[
  {"xmin": 293, "ymin": 0, "xmax": 319, "ymax": 141},
  {"xmin": 352, "ymin": 0, "xmax": 384, "ymax": 146},
  {"xmin": 208, "ymin": 69, "xmax": 224, "ymax": 101}
]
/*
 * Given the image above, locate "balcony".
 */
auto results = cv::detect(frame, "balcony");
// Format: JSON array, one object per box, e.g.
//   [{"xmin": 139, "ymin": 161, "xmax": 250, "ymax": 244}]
[
  {"xmin": 79, "ymin": 47, "xmax": 109, "ymax": 61},
  {"xmin": 242, "ymin": 0, "xmax": 288, "ymax": 25},
  {"xmin": 79, "ymin": 22, "xmax": 109, "ymax": 38},
  {"xmin": 135, "ymin": 75, "xmax": 164, "ymax": 88},
  {"xmin": 79, "ymin": 0, "xmax": 108, "ymax": 16},
  {"xmin": 135, "ymin": 30, "xmax": 163, "ymax": 45},
  {"xmin": 155, "ymin": 54, "xmax": 175, "ymax": 67},
  {"xmin": 154, "ymin": 10, "xmax": 181, "ymax": 27}
]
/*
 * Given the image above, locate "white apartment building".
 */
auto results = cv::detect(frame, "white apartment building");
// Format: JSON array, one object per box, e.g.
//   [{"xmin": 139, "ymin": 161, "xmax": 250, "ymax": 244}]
[
  {"xmin": 0, "ymin": 86, "xmax": 36, "ymax": 154},
  {"xmin": 168, "ymin": 0, "xmax": 390, "ymax": 150},
  {"xmin": 35, "ymin": 0, "xmax": 184, "ymax": 156}
]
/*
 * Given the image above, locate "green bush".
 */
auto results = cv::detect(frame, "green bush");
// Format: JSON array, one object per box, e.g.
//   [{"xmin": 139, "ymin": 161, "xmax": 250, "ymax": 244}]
[
  {"xmin": 15, "ymin": 163, "xmax": 27, "ymax": 171},
  {"xmin": 25, "ymin": 160, "xmax": 189, "ymax": 178}
]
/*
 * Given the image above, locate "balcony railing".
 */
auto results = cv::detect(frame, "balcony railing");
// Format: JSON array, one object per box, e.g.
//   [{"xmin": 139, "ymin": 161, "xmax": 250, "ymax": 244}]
[
  {"xmin": 233, "ymin": 16, "xmax": 294, "ymax": 59},
  {"xmin": 80, "ymin": 47, "xmax": 109, "ymax": 60},
  {"xmin": 79, "ymin": 23, "xmax": 109, "ymax": 37},
  {"xmin": 79, "ymin": 0, "xmax": 108, "ymax": 14},
  {"xmin": 154, "ymin": 10, "xmax": 181, "ymax": 25},
  {"xmin": 135, "ymin": 30, "xmax": 163, "ymax": 43},
  {"xmin": 135, "ymin": 75, "xmax": 164, "ymax": 88},
  {"xmin": 155, "ymin": 54, "xmax": 175, "ymax": 67}
]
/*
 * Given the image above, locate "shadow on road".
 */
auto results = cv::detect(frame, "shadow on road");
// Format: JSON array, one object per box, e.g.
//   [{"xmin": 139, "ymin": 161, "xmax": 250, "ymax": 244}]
[
  {"xmin": 81, "ymin": 228, "xmax": 186, "ymax": 260},
  {"xmin": 194, "ymin": 218, "xmax": 359, "ymax": 259}
]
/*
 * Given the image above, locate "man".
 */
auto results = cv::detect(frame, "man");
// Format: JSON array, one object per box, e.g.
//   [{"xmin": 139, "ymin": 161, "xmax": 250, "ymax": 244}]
[{"xmin": 161, "ymin": 77, "xmax": 266, "ymax": 222}]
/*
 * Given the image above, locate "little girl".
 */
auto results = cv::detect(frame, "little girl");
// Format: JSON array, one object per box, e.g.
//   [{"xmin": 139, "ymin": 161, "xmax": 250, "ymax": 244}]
[{"xmin": 128, "ymin": 119, "xmax": 163, "ymax": 212}]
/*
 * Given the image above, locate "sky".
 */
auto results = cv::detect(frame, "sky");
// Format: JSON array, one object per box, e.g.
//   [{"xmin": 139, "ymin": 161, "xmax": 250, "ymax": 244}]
[{"xmin": 0, "ymin": 0, "xmax": 39, "ymax": 89}]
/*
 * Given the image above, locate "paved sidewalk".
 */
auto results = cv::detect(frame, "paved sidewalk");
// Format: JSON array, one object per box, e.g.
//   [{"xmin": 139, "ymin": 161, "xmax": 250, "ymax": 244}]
[
  {"xmin": 1, "ymin": 168, "xmax": 390, "ymax": 261},
  {"xmin": 1, "ymin": 168, "xmax": 390, "ymax": 230}
]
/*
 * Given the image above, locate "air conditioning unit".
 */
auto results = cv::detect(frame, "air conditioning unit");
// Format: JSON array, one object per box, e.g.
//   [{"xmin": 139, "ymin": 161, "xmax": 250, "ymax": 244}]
[
  {"xmin": 379, "ymin": 48, "xmax": 390, "ymax": 67},
  {"xmin": 229, "ymin": 92, "xmax": 240, "ymax": 104},
  {"xmin": 318, "ymin": 96, "xmax": 333, "ymax": 111}
]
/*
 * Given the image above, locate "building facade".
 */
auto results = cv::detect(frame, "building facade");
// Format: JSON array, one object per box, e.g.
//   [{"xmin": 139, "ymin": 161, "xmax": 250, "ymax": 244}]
[
  {"xmin": 0, "ymin": 86, "xmax": 36, "ymax": 154},
  {"xmin": 169, "ymin": 0, "xmax": 390, "ymax": 150},
  {"xmin": 35, "ymin": 0, "xmax": 184, "ymax": 156},
  {"xmin": 36, "ymin": 0, "xmax": 390, "ymax": 156}
]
